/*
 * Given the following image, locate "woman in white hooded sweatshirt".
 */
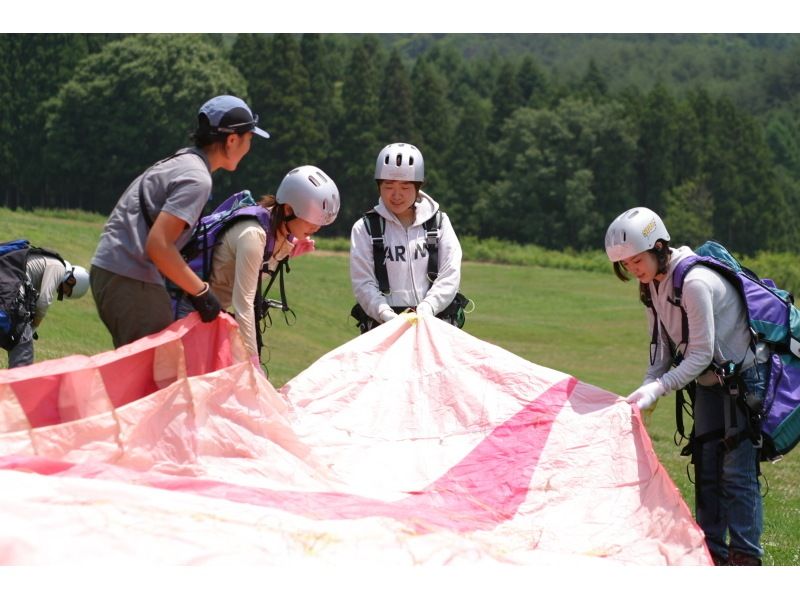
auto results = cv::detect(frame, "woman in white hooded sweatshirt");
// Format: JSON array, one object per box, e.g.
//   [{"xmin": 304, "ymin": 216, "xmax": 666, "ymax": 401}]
[
  {"xmin": 605, "ymin": 206, "xmax": 766, "ymax": 566},
  {"xmin": 350, "ymin": 143, "xmax": 462, "ymax": 332}
]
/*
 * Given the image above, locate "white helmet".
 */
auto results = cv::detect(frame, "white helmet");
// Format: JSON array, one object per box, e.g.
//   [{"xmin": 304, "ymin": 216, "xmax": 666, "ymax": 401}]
[
  {"xmin": 276, "ymin": 165, "xmax": 340, "ymax": 226},
  {"xmin": 374, "ymin": 143, "xmax": 424, "ymax": 182},
  {"xmin": 605, "ymin": 207, "xmax": 670, "ymax": 262},
  {"xmin": 62, "ymin": 261, "xmax": 90, "ymax": 299}
]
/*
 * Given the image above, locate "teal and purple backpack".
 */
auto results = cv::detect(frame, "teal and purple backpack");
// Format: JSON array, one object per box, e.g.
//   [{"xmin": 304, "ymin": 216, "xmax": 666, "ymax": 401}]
[{"xmin": 643, "ymin": 241, "xmax": 800, "ymax": 461}]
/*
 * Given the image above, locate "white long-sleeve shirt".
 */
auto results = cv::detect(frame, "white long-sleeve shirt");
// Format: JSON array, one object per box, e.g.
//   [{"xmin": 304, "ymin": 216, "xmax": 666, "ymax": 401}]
[
  {"xmin": 643, "ymin": 245, "xmax": 754, "ymax": 391},
  {"xmin": 350, "ymin": 192, "xmax": 462, "ymax": 322}
]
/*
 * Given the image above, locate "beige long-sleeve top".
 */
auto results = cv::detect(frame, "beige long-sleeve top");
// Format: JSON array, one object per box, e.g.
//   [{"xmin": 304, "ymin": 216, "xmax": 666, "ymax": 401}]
[{"xmin": 208, "ymin": 219, "xmax": 267, "ymax": 357}]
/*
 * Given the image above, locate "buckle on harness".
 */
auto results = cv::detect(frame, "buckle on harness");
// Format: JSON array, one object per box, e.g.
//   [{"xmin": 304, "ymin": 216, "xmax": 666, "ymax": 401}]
[{"xmin": 713, "ymin": 360, "xmax": 737, "ymax": 388}]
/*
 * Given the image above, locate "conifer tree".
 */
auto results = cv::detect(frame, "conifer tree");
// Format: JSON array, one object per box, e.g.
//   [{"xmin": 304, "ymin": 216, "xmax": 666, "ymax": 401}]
[
  {"xmin": 705, "ymin": 97, "xmax": 790, "ymax": 252},
  {"xmin": 579, "ymin": 59, "xmax": 608, "ymax": 99},
  {"xmin": 489, "ymin": 60, "xmax": 523, "ymax": 142},
  {"xmin": 634, "ymin": 84, "xmax": 679, "ymax": 214},
  {"xmin": 445, "ymin": 92, "xmax": 491, "ymax": 234},
  {"xmin": 411, "ymin": 58, "xmax": 453, "ymax": 202},
  {"xmin": 254, "ymin": 34, "xmax": 318, "ymax": 190},
  {"xmin": 516, "ymin": 55, "xmax": 549, "ymax": 108},
  {"xmin": 379, "ymin": 49, "xmax": 416, "ymax": 142},
  {"xmin": 226, "ymin": 33, "xmax": 274, "ymax": 196},
  {"xmin": 330, "ymin": 35, "xmax": 384, "ymax": 236},
  {"xmin": 300, "ymin": 33, "xmax": 335, "ymax": 170}
]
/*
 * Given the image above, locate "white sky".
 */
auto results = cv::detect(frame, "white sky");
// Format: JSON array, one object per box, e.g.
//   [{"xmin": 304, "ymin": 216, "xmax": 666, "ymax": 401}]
[{"xmin": 3, "ymin": 0, "xmax": 799, "ymax": 33}]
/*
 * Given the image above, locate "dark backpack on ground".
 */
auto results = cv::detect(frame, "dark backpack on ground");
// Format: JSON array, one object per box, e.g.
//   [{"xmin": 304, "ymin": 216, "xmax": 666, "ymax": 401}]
[
  {"xmin": 642, "ymin": 240, "xmax": 800, "ymax": 462},
  {"xmin": 350, "ymin": 209, "xmax": 470, "ymax": 334},
  {"xmin": 0, "ymin": 240, "xmax": 64, "ymax": 351}
]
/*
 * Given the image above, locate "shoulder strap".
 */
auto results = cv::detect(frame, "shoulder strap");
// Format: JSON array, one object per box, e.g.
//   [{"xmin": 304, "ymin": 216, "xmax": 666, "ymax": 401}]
[
  {"xmin": 138, "ymin": 149, "xmax": 205, "ymax": 229},
  {"xmin": 26, "ymin": 246, "xmax": 65, "ymax": 266},
  {"xmin": 423, "ymin": 210, "xmax": 442, "ymax": 283},
  {"xmin": 639, "ymin": 283, "xmax": 662, "ymax": 366},
  {"xmin": 363, "ymin": 210, "xmax": 390, "ymax": 295},
  {"xmin": 197, "ymin": 212, "xmax": 266, "ymax": 281},
  {"xmin": 255, "ymin": 258, "xmax": 294, "ymax": 359},
  {"xmin": 363, "ymin": 209, "xmax": 443, "ymax": 294}
]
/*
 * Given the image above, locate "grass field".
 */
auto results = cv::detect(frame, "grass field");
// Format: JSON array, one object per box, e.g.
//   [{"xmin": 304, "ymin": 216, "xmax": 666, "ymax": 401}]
[{"xmin": 1, "ymin": 208, "xmax": 798, "ymax": 565}]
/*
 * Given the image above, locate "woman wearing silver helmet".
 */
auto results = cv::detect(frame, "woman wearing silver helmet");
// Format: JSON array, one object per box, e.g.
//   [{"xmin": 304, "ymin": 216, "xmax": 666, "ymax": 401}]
[
  {"xmin": 605, "ymin": 206, "xmax": 765, "ymax": 566},
  {"xmin": 349, "ymin": 143, "xmax": 464, "ymax": 333},
  {"xmin": 174, "ymin": 165, "xmax": 340, "ymax": 370}
]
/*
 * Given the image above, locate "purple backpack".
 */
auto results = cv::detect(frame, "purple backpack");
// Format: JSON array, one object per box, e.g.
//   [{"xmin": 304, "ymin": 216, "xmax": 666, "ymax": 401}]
[
  {"xmin": 181, "ymin": 190, "xmax": 275, "ymax": 281},
  {"xmin": 650, "ymin": 241, "xmax": 800, "ymax": 461}
]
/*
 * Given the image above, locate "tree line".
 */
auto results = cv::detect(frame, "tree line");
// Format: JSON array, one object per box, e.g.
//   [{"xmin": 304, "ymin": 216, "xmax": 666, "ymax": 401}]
[{"xmin": 1, "ymin": 33, "xmax": 799, "ymax": 255}]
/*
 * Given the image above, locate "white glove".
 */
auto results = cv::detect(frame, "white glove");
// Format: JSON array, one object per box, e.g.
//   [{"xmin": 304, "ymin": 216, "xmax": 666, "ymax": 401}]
[
  {"xmin": 379, "ymin": 309, "xmax": 398, "ymax": 323},
  {"xmin": 625, "ymin": 379, "xmax": 665, "ymax": 410},
  {"xmin": 416, "ymin": 302, "xmax": 434, "ymax": 318}
]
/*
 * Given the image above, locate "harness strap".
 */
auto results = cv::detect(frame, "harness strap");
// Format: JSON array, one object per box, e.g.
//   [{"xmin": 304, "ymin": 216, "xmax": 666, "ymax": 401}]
[
  {"xmin": 362, "ymin": 209, "xmax": 442, "ymax": 295},
  {"xmin": 423, "ymin": 211, "xmax": 441, "ymax": 283},
  {"xmin": 363, "ymin": 211, "xmax": 390, "ymax": 295},
  {"xmin": 138, "ymin": 148, "xmax": 206, "ymax": 229},
  {"xmin": 254, "ymin": 258, "xmax": 293, "ymax": 358},
  {"xmin": 641, "ymin": 284, "xmax": 659, "ymax": 366},
  {"xmin": 675, "ymin": 383, "xmax": 694, "ymax": 445}
]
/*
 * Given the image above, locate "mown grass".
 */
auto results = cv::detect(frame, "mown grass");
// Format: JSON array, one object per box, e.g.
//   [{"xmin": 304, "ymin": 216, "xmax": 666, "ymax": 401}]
[{"xmin": 1, "ymin": 207, "xmax": 798, "ymax": 565}]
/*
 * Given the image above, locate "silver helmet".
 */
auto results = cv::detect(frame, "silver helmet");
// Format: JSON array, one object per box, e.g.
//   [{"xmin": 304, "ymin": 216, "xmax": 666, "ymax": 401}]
[
  {"xmin": 605, "ymin": 207, "xmax": 670, "ymax": 262},
  {"xmin": 276, "ymin": 165, "xmax": 340, "ymax": 226},
  {"xmin": 374, "ymin": 143, "xmax": 424, "ymax": 183}
]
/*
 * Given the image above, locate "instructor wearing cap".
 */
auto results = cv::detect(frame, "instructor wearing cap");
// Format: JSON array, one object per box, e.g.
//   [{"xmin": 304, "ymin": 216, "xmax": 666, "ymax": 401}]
[{"xmin": 90, "ymin": 94, "xmax": 270, "ymax": 348}]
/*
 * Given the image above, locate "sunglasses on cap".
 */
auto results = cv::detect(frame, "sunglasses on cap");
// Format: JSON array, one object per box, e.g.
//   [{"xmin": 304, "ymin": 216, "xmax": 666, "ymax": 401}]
[{"xmin": 215, "ymin": 114, "xmax": 260, "ymax": 134}]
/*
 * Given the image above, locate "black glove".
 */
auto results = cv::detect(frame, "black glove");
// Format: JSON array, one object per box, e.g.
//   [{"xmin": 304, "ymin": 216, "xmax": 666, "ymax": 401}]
[{"xmin": 188, "ymin": 283, "xmax": 221, "ymax": 323}]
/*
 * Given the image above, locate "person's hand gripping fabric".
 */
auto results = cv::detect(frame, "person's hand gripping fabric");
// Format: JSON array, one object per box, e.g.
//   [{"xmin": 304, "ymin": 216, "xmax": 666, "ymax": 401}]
[
  {"xmin": 415, "ymin": 302, "xmax": 434, "ymax": 318},
  {"xmin": 625, "ymin": 379, "xmax": 665, "ymax": 410},
  {"xmin": 189, "ymin": 282, "xmax": 222, "ymax": 322},
  {"xmin": 379, "ymin": 308, "xmax": 398, "ymax": 323}
]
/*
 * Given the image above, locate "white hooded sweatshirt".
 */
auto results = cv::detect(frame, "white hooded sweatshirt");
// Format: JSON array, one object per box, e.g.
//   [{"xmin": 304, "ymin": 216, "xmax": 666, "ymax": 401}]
[{"xmin": 350, "ymin": 191, "xmax": 462, "ymax": 322}]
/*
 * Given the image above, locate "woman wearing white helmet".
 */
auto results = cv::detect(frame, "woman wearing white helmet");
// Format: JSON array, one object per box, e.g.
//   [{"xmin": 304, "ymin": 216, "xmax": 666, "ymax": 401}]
[
  {"xmin": 605, "ymin": 206, "xmax": 765, "ymax": 566},
  {"xmin": 174, "ymin": 165, "xmax": 339, "ymax": 369},
  {"xmin": 350, "ymin": 142, "xmax": 464, "ymax": 332}
]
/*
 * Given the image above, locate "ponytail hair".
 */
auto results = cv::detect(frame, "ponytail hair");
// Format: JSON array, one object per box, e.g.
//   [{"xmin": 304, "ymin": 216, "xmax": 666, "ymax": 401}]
[{"xmin": 258, "ymin": 194, "xmax": 288, "ymax": 240}]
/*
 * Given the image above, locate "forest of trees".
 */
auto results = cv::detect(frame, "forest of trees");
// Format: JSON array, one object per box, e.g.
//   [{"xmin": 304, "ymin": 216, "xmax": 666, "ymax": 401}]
[{"xmin": 1, "ymin": 33, "xmax": 799, "ymax": 254}]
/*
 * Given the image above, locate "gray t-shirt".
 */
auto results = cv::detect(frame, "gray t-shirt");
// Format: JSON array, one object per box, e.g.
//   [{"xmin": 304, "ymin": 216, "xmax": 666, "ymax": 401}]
[{"xmin": 91, "ymin": 148, "xmax": 212, "ymax": 284}]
